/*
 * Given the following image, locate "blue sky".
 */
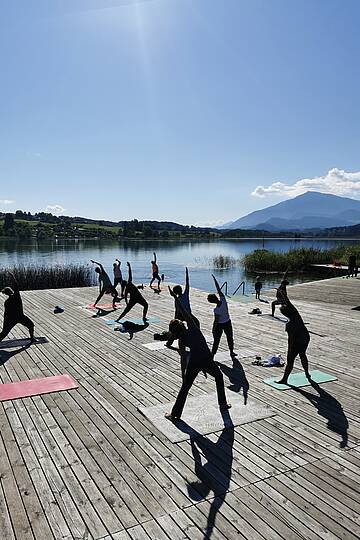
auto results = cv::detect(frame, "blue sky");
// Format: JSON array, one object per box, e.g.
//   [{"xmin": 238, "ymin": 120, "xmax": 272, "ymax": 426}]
[{"xmin": 1, "ymin": 0, "xmax": 360, "ymax": 225}]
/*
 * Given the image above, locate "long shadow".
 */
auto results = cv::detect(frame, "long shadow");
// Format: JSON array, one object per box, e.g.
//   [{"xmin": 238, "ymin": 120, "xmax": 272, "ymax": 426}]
[
  {"xmin": 0, "ymin": 343, "xmax": 31, "ymax": 366},
  {"xmin": 115, "ymin": 321, "xmax": 149, "ymax": 340},
  {"xmin": 291, "ymin": 382, "xmax": 349, "ymax": 448},
  {"xmin": 177, "ymin": 414, "xmax": 234, "ymax": 539},
  {"xmin": 218, "ymin": 357, "xmax": 249, "ymax": 404},
  {"xmin": 0, "ymin": 337, "xmax": 47, "ymax": 349},
  {"xmin": 92, "ymin": 308, "xmax": 117, "ymax": 318}
]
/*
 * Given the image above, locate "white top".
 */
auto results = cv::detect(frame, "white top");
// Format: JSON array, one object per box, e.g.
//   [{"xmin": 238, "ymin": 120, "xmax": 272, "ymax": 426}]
[{"xmin": 214, "ymin": 296, "xmax": 230, "ymax": 324}]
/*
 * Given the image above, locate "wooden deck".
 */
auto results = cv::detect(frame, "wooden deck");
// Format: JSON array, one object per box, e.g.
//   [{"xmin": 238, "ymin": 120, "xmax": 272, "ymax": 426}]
[{"xmin": 0, "ymin": 276, "xmax": 360, "ymax": 540}]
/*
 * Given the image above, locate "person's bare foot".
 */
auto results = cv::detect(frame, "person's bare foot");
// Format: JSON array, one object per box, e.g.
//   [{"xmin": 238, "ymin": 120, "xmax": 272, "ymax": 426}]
[
  {"xmin": 275, "ymin": 379, "xmax": 288, "ymax": 385},
  {"xmin": 220, "ymin": 403, "xmax": 232, "ymax": 412}
]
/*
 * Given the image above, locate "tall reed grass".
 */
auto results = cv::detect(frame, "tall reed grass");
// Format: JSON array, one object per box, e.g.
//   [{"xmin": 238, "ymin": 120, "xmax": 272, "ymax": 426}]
[
  {"xmin": 243, "ymin": 245, "xmax": 360, "ymax": 272},
  {"xmin": 0, "ymin": 264, "xmax": 94, "ymax": 291}
]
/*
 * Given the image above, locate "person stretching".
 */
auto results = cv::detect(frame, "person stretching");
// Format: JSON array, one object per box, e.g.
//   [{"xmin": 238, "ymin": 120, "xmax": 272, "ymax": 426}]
[
  {"xmin": 113, "ymin": 259, "xmax": 125, "ymax": 297},
  {"xmin": 165, "ymin": 287, "xmax": 231, "ymax": 421},
  {"xmin": 91, "ymin": 260, "xmax": 120, "ymax": 309},
  {"xmin": 276, "ymin": 298, "xmax": 311, "ymax": 385},
  {"xmin": 150, "ymin": 252, "xmax": 161, "ymax": 290},
  {"xmin": 166, "ymin": 267, "xmax": 199, "ymax": 347},
  {"xmin": 208, "ymin": 275, "xmax": 237, "ymax": 358},
  {"xmin": 0, "ymin": 273, "xmax": 35, "ymax": 343},
  {"xmin": 271, "ymin": 273, "xmax": 289, "ymax": 316},
  {"xmin": 115, "ymin": 262, "xmax": 148, "ymax": 322}
]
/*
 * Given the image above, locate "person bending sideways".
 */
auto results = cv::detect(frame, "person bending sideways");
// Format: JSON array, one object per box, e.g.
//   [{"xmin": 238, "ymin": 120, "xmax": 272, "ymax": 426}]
[
  {"xmin": 271, "ymin": 273, "xmax": 289, "ymax": 317},
  {"xmin": 91, "ymin": 259, "xmax": 120, "ymax": 309},
  {"xmin": 0, "ymin": 273, "xmax": 35, "ymax": 343},
  {"xmin": 115, "ymin": 262, "xmax": 148, "ymax": 323},
  {"xmin": 207, "ymin": 274, "xmax": 237, "ymax": 358},
  {"xmin": 276, "ymin": 298, "xmax": 311, "ymax": 385},
  {"xmin": 113, "ymin": 258, "xmax": 125, "ymax": 297},
  {"xmin": 165, "ymin": 287, "xmax": 231, "ymax": 421},
  {"xmin": 166, "ymin": 267, "xmax": 199, "ymax": 347}
]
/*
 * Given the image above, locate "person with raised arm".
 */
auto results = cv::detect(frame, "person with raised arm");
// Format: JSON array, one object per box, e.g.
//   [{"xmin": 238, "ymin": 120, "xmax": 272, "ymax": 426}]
[
  {"xmin": 115, "ymin": 262, "xmax": 148, "ymax": 323},
  {"xmin": 0, "ymin": 272, "xmax": 35, "ymax": 343},
  {"xmin": 166, "ymin": 267, "xmax": 199, "ymax": 348},
  {"xmin": 91, "ymin": 259, "xmax": 120, "ymax": 309},
  {"xmin": 271, "ymin": 270, "xmax": 289, "ymax": 317},
  {"xmin": 165, "ymin": 286, "xmax": 231, "ymax": 421},
  {"xmin": 207, "ymin": 274, "xmax": 237, "ymax": 358},
  {"xmin": 275, "ymin": 297, "xmax": 311, "ymax": 385},
  {"xmin": 150, "ymin": 252, "xmax": 161, "ymax": 290},
  {"xmin": 113, "ymin": 258, "xmax": 125, "ymax": 297}
]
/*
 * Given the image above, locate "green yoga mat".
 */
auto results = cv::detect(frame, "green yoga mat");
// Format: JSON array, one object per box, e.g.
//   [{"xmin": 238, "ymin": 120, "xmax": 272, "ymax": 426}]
[{"xmin": 264, "ymin": 370, "xmax": 337, "ymax": 391}]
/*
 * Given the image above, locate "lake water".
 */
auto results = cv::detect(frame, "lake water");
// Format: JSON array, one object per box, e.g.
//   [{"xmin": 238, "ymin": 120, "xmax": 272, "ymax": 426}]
[{"xmin": 1, "ymin": 237, "xmax": 358, "ymax": 294}]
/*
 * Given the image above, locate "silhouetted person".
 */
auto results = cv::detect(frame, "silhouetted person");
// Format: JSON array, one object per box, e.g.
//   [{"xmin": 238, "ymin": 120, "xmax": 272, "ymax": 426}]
[
  {"xmin": 165, "ymin": 287, "xmax": 231, "ymax": 421},
  {"xmin": 166, "ymin": 267, "xmax": 199, "ymax": 348},
  {"xmin": 271, "ymin": 273, "xmax": 289, "ymax": 316},
  {"xmin": 255, "ymin": 276, "xmax": 262, "ymax": 300},
  {"xmin": 115, "ymin": 262, "xmax": 148, "ymax": 322},
  {"xmin": 276, "ymin": 299, "xmax": 311, "ymax": 385},
  {"xmin": 150, "ymin": 252, "xmax": 161, "ymax": 290},
  {"xmin": 0, "ymin": 273, "xmax": 35, "ymax": 343},
  {"xmin": 207, "ymin": 274, "xmax": 237, "ymax": 358},
  {"xmin": 113, "ymin": 258, "xmax": 125, "ymax": 297},
  {"xmin": 348, "ymin": 254, "xmax": 356, "ymax": 277},
  {"xmin": 91, "ymin": 259, "xmax": 120, "ymax": 309}
]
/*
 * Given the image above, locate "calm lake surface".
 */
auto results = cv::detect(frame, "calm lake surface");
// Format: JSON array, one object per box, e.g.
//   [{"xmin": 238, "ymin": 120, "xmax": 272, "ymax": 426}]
[{"xmin": 1, "ymin": 237, "xmax": 358, "ymax": 294}]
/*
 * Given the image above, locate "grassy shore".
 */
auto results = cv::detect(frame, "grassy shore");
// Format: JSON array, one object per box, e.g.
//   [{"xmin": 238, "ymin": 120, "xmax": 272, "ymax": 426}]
[
  {"xmin": 0, "ymin": 264, "xmax": 94, "ymax": 291},
  {"xmin": 243, "ymin": 245, "xmax": 360, "ymax": 272}
]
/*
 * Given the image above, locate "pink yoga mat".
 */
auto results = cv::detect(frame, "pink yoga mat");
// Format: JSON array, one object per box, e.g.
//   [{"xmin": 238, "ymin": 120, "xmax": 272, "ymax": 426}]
[
  {"xmin": 0, "ymin": 374, "xmax": 78, "ymax": 402},
  {"xmin": 85, "ymin": 303, "xmax": 117, "ymax": 310}
]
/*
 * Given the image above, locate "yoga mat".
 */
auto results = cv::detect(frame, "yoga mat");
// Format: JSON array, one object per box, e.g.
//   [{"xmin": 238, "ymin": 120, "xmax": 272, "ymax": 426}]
[
  {"xmin": 139, "ymin": 393, "xmax": 274, "ymax": 443},
  {"xmin": 85, "ymin": 303, "xmax": 117, "ymax": 311},
  {"xmin": 0, "ymin": 374, "xmax": 78, "ymax": 402},
  {"xmin": 143, "ymin": 341, "xmax": 168, "ymax": 351},
  {"xmin": 214, "ymin": 350, "xmax": 257, "ymax": 362},
  {"xmin": 264, "ymin": 370, "xmax": 337, "ymax": 391},
  {"xmin": 105, "ymin": 317, "xmax": 161, "ymax": 325}
]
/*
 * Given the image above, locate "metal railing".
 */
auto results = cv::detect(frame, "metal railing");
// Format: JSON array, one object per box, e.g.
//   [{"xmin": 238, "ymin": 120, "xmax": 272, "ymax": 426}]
[
  {"xmin": 220, "ymin": 281, "xmax": 228, "ymax": 296},
  {"xmin": 232, "ymin": 280, "xmax": 245, "ymax": 296}
]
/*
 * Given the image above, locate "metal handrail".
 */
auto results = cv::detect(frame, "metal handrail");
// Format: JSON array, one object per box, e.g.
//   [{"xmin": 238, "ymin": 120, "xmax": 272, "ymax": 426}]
[
  {"xmin": 220, "ymin": 281, "xmax": 228, "ymax": 296},
  {"xmin": 232, "ymin": 280, "xmax": 245, "ymax": 296}
]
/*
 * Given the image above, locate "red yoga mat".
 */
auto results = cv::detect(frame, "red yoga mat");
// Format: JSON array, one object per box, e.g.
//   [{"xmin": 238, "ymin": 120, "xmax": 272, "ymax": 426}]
[
  {"xmin": 0, "ymin": 374, "xmax": 78, "ymax": 402},
  {"xmin": 85, "ymin": 303, "xmax": 117, "ymax": 310}
]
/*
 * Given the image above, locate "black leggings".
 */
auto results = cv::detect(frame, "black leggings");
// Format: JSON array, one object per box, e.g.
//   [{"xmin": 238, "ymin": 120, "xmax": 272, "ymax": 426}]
[
  {"xmin": 171, "ymin": 357, "xmax": 227, "ymax": 418},
  {"xmin": 0, "ymin": 315, "xmax": 34, "ymax": 342},
  {"xmin": 116, "ymin": 298, "xmax": 148, "ymax": 321},
  {"xmin": 212, "ymin": 320, "xmax": 234, "ymax": 356}
]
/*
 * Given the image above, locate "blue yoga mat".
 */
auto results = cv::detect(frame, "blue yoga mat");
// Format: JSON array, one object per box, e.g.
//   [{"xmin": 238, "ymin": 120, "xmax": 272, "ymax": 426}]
[
  {"xmin": 264, "ymin": 370, "xmax": 337, "ymax": 391},
  {"xmin": 105, "ymin": 317, "xmax": 161, "ymax": 325}
]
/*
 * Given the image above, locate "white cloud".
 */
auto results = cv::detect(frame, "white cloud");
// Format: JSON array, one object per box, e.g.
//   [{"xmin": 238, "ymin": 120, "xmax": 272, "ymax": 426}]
[
  {"xmin": 46, "ymin": 204, "xmax": 66, "ymax": 215},
  {"xmin": 0, "ymin": 199, "xmax": 15, "ymax": 205},
  {"xmin": 252, "ymin": 168, "xmax": 360, "ymax": 199}
]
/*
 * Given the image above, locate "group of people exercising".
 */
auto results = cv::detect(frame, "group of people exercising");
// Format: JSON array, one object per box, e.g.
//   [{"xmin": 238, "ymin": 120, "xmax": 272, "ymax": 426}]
[{"xmin": 0, "ymin": 254, "xmax": 312, "ymax": 423}]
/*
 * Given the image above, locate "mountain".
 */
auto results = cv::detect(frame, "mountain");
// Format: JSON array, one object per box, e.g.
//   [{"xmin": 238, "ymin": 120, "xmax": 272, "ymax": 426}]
[{"xmin": 223, "ymin": 192, "xmax": 360, "ymax": 231}]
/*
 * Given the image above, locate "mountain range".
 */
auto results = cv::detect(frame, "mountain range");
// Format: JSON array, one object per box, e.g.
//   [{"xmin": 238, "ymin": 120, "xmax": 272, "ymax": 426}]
[{"xmin": 222, "ymin": 192, "xmax": 360, "ymax": 231}]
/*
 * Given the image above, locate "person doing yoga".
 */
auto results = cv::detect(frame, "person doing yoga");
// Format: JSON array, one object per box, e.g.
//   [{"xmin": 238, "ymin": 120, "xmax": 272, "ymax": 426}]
[
  {"xmin": 0, "ymin": 273, "xmax": 35, "ymax": 343},
  {"xmin": 115, "ymin": 262, "xmax": 148, "ymax": 322},
  {"xmin": 207, "ymin": 274, "xmax": 237, "ymax": 358},
  {"xmin": 271, "ymin": 272, "xmax": 289, "ymax": 317},
  {"xmin": 150, "ymin": 252, "xmax": 161, "ymax": 290},
  {"xmin": 113, "ymin": 258, "xmax": 125, "ymax": 297},
  {"xmin": 165, "ymin": 287, "xmax": 231, "ymax": 421},
  {"xmin": 275, "ymin": 298, "xmax": 311, "ymax": 385},
  {"xmin": 166, "ymin": 267, "xmax": 199, "ymax": 347},
  {"xmin": 91, "ymin": 260, "xmax": 120, "ymax": 309}
]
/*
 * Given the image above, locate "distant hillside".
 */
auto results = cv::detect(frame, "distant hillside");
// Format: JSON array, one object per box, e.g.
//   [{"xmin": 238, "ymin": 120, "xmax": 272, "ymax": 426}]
[{"xmin": 223, "ymin": 192, "xmax": 360, "ymax": 231}]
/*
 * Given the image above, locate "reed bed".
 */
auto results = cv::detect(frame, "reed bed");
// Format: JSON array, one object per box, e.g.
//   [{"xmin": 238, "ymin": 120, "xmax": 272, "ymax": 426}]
[{"xmin": 0, "ymin": 264, "xmax": 94, "ymax": 291}]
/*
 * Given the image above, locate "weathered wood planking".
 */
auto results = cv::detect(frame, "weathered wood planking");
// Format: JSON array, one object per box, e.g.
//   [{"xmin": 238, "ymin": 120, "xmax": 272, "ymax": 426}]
[{"xmin": 0, "ymin": 276, "xmax": 359, "ymax": 539}]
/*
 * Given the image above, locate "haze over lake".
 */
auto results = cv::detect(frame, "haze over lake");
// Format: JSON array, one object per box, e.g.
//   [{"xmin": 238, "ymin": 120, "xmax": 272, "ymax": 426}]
[{"xmin": 1, "ymin": 237, "xmax": 359, "ymax": 294}]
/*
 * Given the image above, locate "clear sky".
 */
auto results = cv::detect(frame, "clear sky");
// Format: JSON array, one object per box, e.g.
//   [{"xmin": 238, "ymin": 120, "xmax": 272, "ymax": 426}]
[{"xmin": 1, "ymin": 0, "xmax": 360, "ymax": 226}]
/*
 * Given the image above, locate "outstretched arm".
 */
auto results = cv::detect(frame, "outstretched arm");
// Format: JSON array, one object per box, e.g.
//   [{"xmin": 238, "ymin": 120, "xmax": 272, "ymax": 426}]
[
  {"xmin": 153, "ymin": 252, "xmax": 157, "ymax": 263},
  {"xmin": 90, "ymin": 259, "xmax": 104, "ymax": 272},
  {"xmin": 212, "ymin": 274, "xmax": 224, "ymax": 297},
  {"xmin": 8, "ymin": 271, "xmax": 19, "ymax": 293},
  {"xmin": 127, "ymin": 262, "xmax": 132, "ymax": 283},
  {"xmin": 184, "ymin": 267, "xmax": 190, "ymax": 294}
]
